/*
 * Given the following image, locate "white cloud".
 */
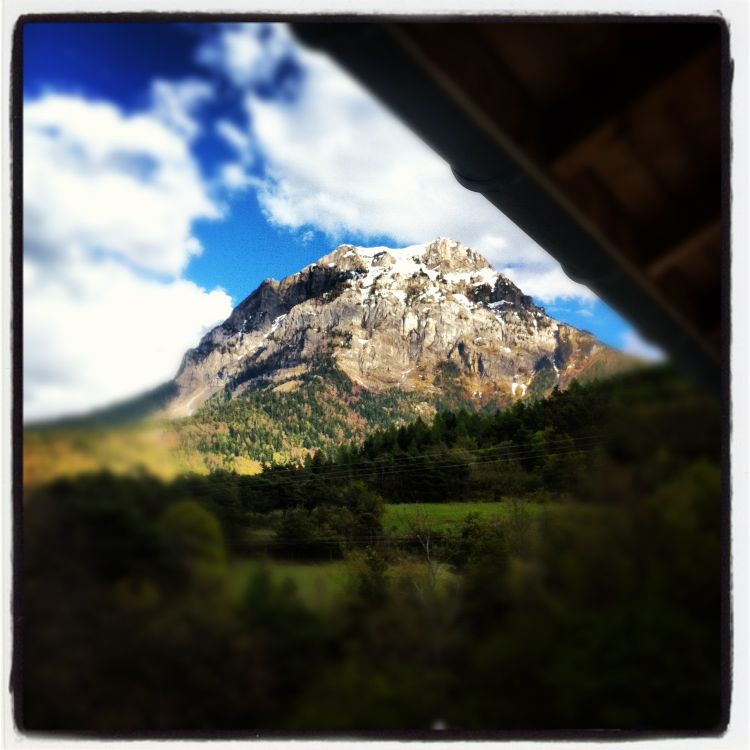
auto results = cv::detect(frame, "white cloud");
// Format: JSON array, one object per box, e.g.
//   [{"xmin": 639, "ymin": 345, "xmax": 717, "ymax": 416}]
[
  {"xmin": 247, "ymin": 51, "xmax": 495, "ymax": 243},
  {"xmin": 195, "ymin": 24, "xmax": 292, "ymax": 90},
  {"xmin": 24, "ymin": 92, "xmax": 232, "ymax": 421},
  {"xmin": 197, "ymin": 24, "xmax": 598, "ymax": 305},
  {"xmin": 216, "ymin": 118, "xmax": 253, "ymax": 157},
  {"xmin": 498, "ymin": 263, "xmax": 598, "ymax": 303},
  {"xmin": 215, "ymin": 118, "xmax": 259, "ymax": 191},
  {"xmin": 24, "ymin": 260, "xmax": 232, "ymax": 422},
  {"xmin": 149, "ymin": 78, "xmax": 215, "ymax": 140},
  {"xmin": 24, "ymin": 93, "xmax": 220, "ymax": 277},
  {"xmin": 219, "ymin": 163, "xmax": 264, "ymax": 192},
  {"xmin": 620, "ymin": 330, "xmax": 666, "ymax": 362}
]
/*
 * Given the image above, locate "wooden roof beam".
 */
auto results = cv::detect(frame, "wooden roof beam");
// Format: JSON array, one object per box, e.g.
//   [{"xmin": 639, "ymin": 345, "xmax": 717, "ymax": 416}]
[{"xmin": 647, "ymin": 218, "xmax": 722, "ymax": 279}]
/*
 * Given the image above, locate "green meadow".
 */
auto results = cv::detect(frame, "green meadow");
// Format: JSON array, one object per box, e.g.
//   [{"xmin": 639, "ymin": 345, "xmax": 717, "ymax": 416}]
[{"xmin": 382, "ymin": 500, "xmax": 545, "ymax": 534}]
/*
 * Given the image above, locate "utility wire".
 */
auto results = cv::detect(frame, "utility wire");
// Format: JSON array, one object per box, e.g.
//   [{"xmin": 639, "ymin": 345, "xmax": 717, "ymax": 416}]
[
  {"xmin": 166, "ymin": 443, "xmax": 603, "ymax": 496},
  {"xmin": 177, "ymin": 433, "xmax": 608, "ymax": 487},
  {"xmin": 249, "ymin": 432, "xmax": 610, "ymax": 478}
]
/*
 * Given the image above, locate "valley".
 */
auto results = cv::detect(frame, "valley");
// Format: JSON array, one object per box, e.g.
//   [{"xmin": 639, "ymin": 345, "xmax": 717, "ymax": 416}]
[{"xmin": 21, "ymin": 365, "xmax": 723, "ymax": 731}]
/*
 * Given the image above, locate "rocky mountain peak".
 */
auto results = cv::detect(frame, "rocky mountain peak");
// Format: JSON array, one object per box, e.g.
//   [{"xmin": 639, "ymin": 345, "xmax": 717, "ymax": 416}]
[
  {"xmin": 315, "ymin": 244, "xmax": 370, "ymax": 273},
  {"xmin": 169, "ymin": 238, "xmax": 626, "ymax": 417},
  {"xmin": 317, "ymin": 237, "xmax": 492, "ymax": 277},
  {"xmin": 420, "ymin": 237, "xmax": 492, "ymax": 274}
]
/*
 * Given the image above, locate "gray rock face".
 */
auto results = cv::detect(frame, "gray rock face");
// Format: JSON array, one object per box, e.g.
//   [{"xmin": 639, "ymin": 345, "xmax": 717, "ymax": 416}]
[{"xmin": 168, "ymin": 238, "xmax": 617, "ymax": 416}]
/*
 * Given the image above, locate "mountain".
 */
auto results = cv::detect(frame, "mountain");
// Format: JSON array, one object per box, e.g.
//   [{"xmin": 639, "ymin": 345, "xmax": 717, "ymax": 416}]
[
  {"xmin": 169, "ymin": 238, "xmax": 629, "ymax": 422},
  {"xmin": 24, "ymin": 238, "xmax": 635, "ymax": 480}
]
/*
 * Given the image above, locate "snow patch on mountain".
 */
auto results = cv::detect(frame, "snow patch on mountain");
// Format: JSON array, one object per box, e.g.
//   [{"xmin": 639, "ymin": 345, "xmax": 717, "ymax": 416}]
[{"xmin": 168, "ymin": 237, "xmax": 627, "ymax": 417}]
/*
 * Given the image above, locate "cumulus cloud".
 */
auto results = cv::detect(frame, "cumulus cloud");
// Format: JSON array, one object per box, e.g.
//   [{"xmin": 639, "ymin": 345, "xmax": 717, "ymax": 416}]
[
  {"xmin": 216, "ymin": 118, "xmax": 253, "ymax": 157},
  {"xmin": 24, "ymin": 260, "xmax": 231, "ymax": 422},
  {"xmin": 149, "ymin": 77, "xmax": 215, "ymax": 140},
  {"xmin": 215, "ymin": 118, "xmax": 260, "ymax": 191},
  {"xmin": 24, "ymin": 92, "xmax": 232, "ymax": 421},
  {"xmin": 497, "ymin": 263, "xmax": 598, "ymax": 303},
  {"xmin": 197, "ymin": 24, "xmax": 596, "ymax": 304},
  {"xmin": 25, "ymin": 93, "xmax": 221, "ymax": 277},
  {"xmin": 195, "ymin": 23, "xmax": 295, "ymax": 90},
  {"xmin": 246, "ymin": 51, "xmax": 516, "ymax": 245},
  {"xmin": 620, "ymin": 330, "xmax": 666, "ymax": 362}
]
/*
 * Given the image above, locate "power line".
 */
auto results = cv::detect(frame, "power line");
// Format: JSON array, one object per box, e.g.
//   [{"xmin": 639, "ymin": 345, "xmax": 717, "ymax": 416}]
[
  {"xmin": 171, "ymin": 446, "xmax": 597, "ymax": 494},
  {"xmin": 165, "ymin": 443, "xmax": 603, "ymax": 495},
  {"xmin": 175, "ymin": 433, "xmax": 608, "ymax": 489},
  {"xmin": 259, "ymin": 432, "xmax": 608, "ymax": 479}
]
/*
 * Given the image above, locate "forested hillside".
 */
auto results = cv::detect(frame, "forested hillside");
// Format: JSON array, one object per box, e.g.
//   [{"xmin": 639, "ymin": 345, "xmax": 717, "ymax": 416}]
[
  {"xmin": 176, "ymin": 357, "xmax": 622, "ymax": 469},
  {"xmin": 24, "ymin": 357, "xmax": 624, "ymax": 481},
  {"xmin": 179, "ymin": 362, "xmax": 433, "ymax": 466},
  {"xmin": 21, "ymin": 365, "xmax": 724, "ymax": 732}
]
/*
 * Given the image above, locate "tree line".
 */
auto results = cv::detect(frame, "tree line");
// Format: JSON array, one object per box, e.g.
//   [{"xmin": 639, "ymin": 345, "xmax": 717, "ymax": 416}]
[{"xmin": 20, "ymin": 364, "xmax": 724, "ymax": 732}]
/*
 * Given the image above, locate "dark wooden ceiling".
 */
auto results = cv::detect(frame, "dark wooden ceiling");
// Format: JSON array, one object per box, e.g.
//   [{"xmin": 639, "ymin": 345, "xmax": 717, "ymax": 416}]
[{"xmin": 392, "ymin": 21, "xmax": 724, "ymax": 364}]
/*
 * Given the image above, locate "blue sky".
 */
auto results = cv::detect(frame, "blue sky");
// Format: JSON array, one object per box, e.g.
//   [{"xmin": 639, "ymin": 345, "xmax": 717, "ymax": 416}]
[{"xmin": 23, "ymin": 21, "xmax": 662, "ymax": 420}]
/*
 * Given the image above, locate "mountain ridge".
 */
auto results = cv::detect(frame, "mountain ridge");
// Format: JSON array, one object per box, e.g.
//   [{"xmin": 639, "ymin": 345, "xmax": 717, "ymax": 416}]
[
  {"xmin": 24, "ymin": 239, "xmax": 636, "ymax": 477},
  {"xmin": 169, "ymin": 237, "xmax": 629, "ymax": 419}
]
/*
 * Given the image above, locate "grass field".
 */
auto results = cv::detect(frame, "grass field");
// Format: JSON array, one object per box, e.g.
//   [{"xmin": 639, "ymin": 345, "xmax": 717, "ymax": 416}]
[
  {"xmin": 226, "ymin": 503, "xmax": 543, "ymax": 610},
  {"xmin": 227, "ymin": 556, "xmax": 459, "ymax": 611},
  {"xmin": 227, "ymin": 559, "xmax": 351, "ymax": 610},
  {"xmin": 382, "ymin": 500, "xmax": 545, "ymax": 534}
]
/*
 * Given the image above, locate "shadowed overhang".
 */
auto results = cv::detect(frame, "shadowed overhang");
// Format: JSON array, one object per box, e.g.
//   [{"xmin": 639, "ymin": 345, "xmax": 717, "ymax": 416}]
[{"xmin": 292, "ymin": 19, "xmax": 727, "ymax": 391}]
